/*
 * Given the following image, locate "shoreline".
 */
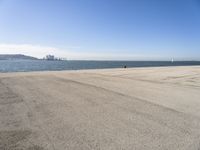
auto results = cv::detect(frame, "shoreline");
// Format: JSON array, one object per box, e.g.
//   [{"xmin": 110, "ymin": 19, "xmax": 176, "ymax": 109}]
[
  {"xmin": 0, "ymin": 64, "xmax": 200, "ymax": 75},
  {"xmin": 1, "ymin": 60, "xmax": 200, "ymax": 73}
]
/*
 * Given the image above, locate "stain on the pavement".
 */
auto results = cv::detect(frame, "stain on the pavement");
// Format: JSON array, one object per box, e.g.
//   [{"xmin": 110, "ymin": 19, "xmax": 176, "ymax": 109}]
[
  {"xmin": 0, "ymin": 81, "xmax": 23, "ymax": 105},
  {"xmin": 0, "ymin": 130, "xmax": 31, "ymax": 150}
]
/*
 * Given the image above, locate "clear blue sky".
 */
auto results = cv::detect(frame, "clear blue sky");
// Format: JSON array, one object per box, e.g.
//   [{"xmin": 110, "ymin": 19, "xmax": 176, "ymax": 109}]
[{"xmin": 0, "ymin": 0, "xmax": 200, "ymax": 60}]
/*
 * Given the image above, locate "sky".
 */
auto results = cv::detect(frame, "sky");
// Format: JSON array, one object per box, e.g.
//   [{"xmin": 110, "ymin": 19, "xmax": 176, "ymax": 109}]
[{"xmin": 0, "ymin": 0, "xmax": 200, "ymax": 60}]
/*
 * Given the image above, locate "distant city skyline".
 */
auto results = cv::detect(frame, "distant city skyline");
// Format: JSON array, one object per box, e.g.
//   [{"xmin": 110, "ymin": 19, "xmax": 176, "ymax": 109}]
[{"xmin": 0, "ymin": 0, "xmax": 200, "ymax": 60}]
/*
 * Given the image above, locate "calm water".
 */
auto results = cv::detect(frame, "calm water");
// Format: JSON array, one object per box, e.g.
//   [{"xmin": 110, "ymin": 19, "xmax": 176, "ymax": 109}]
[{"xmin": 0, "ymin": 60, "xmax": 200, "ymax": 72}]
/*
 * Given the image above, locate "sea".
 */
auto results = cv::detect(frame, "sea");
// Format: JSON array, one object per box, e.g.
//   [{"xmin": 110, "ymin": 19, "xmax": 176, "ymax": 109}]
[{"xmin": 0, "ymin": 60, "xmax": 200, "ymax": 72}]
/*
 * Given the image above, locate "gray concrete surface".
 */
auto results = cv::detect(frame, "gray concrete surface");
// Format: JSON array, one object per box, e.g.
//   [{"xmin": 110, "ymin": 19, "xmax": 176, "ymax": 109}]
[{"xmin": 1, "ymin": 66, "xmax": 200, "ymax": 150}]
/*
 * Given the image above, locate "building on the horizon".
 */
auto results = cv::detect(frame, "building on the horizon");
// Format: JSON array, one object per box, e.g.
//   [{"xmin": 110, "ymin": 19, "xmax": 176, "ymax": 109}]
[
  {"xmin": 44, "ymin": 55, "xmax": 67, "ymax": 61},
  {"xmin": 45, "ymin": 55, "xmax": 55, "ymax": 60}
]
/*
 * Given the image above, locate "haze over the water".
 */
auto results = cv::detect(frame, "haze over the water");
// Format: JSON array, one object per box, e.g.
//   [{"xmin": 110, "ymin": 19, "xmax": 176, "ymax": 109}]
[{"xmin": 0, "ymin": 0, "xmax": 200, "ymax": 60}]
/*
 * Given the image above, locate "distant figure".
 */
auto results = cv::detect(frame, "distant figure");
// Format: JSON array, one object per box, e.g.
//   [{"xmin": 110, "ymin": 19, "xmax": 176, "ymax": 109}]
[{"xmin": 124, "ymin": 65, "xmax": 127, "ymax": 68}]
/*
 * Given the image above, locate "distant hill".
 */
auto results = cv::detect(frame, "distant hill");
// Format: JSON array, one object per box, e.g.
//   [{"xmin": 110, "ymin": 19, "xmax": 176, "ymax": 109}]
[{"xmin": 0, "ymin": 54, "xmax": 38, "ymax": 60}]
